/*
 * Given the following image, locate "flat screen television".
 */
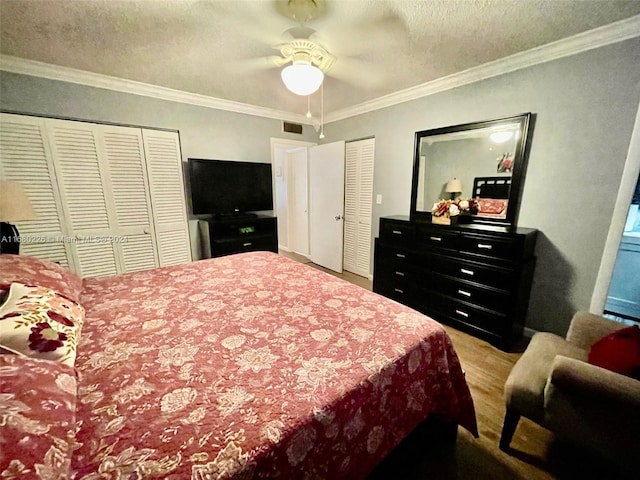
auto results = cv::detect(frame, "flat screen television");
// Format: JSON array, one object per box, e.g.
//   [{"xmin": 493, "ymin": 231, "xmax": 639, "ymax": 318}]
[{"xmin": 188, "ymin": 158, "xmax": 273, "ymax": 216}]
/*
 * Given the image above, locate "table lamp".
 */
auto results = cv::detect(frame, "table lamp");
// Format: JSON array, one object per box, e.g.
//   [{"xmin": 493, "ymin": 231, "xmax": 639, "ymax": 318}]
[{"xmin": 445, "ymin": 178, "xmax": 462, "ymax": 199}]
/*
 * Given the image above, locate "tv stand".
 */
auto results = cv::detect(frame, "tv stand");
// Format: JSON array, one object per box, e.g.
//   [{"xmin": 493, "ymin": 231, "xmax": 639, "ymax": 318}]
[
  {"xmin": 199, "ymin": 215, "xmax": 278, "ymax": 259},
  {"xmin": 211, "ymin": 212, "xmax": 258, "ymax": 220}
]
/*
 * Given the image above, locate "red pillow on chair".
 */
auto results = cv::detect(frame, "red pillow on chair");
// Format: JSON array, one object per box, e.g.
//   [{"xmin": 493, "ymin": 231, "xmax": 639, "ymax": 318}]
[{"xmin": 588, "ymin": 325, "xmax": 640, "ymax": 379}]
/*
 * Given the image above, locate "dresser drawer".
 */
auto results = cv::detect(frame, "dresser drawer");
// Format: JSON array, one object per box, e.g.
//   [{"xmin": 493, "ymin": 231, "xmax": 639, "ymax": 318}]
[
  {"xmin": 374, "ymin": 242, "xmax": 424, "ymax": 267},
  {"xmin": 428, "ymin": 273, "xmax": 512, "ymax": 314},
  {"xmin": 373, "ymin": 277, "xmax": 416, "ymax": 304},
  {"xmin": 430, "ymin": 254, "xmax": 517, "ymax": 291},
  {"xmin": 211, "ymin": 234, "xmax": 275, "ymax": 256},
  {"xmin": 459, "ymin": 233, "xmax": 517, "ymax": 261},
  {"xmin": 425, "ymin": 292, "xmax": 508, "ymax": 337},
  {"xmin": 379, "ymin": 218, "xmax": 415, "ymax": 243},
  {"xmin": 374, "ymin": 260, "xmax": 421, "ymax": 285},
  {"xmin": 415, "ymin": 224, "xmax": 459, "ymax": 252}
]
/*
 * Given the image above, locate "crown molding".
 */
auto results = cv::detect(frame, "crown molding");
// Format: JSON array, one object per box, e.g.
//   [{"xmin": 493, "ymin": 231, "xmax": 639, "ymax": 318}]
[
  {"xmin": 1, "ymin": 14, "xmax": 639, "ymax": 126},
  {"xmin": 0, "ymin": 55, "xmax": 310, "ymax": 125},
  {"xmin": 325, "ymin": 14, "xmax": 640, "ymax": 124}
]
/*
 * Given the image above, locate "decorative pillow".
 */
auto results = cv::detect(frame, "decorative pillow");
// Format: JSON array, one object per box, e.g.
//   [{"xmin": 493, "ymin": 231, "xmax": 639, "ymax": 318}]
[
  {"xmin": 0, "ymin": 283, "xmax": 84, "ymax": 367},
  {"xmin": 588, "ymin": 325, "xmax": 640, "ymax": 379},
  {"xmin": 477, "ymin": 198, "xmax": 508, "ymax": 215},
  {"xmin": 0, "ymin": 354, "xmax": 77, "ymax": 479},
  {"xmin": 0, "ymin": 254, "xmax": 83, "ymax": 302}
]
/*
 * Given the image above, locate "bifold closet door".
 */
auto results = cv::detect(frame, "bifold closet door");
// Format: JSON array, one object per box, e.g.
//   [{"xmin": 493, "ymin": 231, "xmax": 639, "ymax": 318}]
[
  {"xmin": 142, "ymin": 129, "xmax": 191, "ymax": 266},
  {"xmin": 46, "ymin": 119, "xmax": 120, "ymax": 277},
  {"xmin": 97, "ymin": 125, "xmax": 159, "ymax": 272},
  {"xmin": 1, "ymin": 114, "xmax": 190, "ymax": 273},
  {"xmin": 0, "ymin": 114, "xmax": 72, "ymax": 266},
  {"xmin": 343, "ymin": 138, "xmax": 375, "ymax": 277}
]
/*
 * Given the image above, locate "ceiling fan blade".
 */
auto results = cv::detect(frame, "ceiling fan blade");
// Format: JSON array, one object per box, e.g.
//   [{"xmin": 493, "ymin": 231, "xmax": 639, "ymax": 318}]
[
  {"xmin": 230, "ymin": 55, "xmax": 286, "ymax": 76},
  {"xmin": 315, "ymin": 9, "xmax": 409, "ymax": 57},
  {"xmin": 326, "ymin": 56, "xmax": 387, "ymax": 89}
]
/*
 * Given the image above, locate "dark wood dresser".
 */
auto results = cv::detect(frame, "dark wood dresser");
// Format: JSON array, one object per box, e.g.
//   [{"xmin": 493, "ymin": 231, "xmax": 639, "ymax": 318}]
[{"xmin": 373, "ymin": 215, "xmax": 537, "ymax": 348}]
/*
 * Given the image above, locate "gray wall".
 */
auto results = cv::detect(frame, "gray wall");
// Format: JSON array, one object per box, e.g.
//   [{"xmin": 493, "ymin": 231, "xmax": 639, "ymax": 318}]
[
  {"xmin": 322, "ymin": 37, "xmax": 640, "ymax": 335},
  {"xmin": 2, "ymin": 36, "xmax": 639, "ymax": 335}
]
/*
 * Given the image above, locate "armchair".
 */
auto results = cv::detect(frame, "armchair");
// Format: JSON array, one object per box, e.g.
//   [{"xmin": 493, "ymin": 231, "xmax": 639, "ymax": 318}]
[{"xmin": 500, "ymin": 311, "xmax": 640, "ymax": 473}]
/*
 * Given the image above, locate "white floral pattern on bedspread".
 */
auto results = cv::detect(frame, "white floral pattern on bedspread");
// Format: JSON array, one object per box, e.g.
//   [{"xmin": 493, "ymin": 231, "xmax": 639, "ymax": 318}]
[
  {"xmin": 73, "ymin": 251, "xmax": 477, "ymax": 479},
  {"xmin": 0, "ymin": 355, "xmax": 78, "ymax": 479}
]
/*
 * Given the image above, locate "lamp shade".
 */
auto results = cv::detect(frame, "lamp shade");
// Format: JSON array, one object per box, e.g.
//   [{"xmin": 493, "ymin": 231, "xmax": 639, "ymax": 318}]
[
  {"xmin": 281, "ymin": 62, "xmax": 324, "ymax": 96},
  {"xmin": 445, "ymin": 178, "xmax": 462, "ymax": 193},
  {"xmin": 0, "ymin": 181, "xmax": 37, "ymax": 222}
]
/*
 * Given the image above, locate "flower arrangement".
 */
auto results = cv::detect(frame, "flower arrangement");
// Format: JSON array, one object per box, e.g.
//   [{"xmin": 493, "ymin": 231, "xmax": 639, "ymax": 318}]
[{"xmin": 431, "ymin": 198, "xmax": 478, "ymax": 218}]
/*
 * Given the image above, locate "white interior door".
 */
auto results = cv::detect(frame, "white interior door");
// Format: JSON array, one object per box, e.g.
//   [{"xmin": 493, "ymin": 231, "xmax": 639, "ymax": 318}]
[
  {"xmin": 274, "ymin": 148, "xmax": 289, "ymax": 250},
  {"xmin": 309, "ymin": 140, "xmax": 345, "ymax": 273},
  {"xmin": 289, "ymin": 148, "xmax": 309, "ymax": 256}
]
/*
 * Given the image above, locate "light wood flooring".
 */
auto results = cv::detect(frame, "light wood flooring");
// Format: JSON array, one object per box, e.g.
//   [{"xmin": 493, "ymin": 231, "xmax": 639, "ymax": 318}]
[{"xmin": 279, "ymin": 250, "xmax": 629, "ymax": 480}]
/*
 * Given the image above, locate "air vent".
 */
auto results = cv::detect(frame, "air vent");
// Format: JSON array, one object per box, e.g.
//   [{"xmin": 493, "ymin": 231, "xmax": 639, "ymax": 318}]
[{"xmin": 282, "ymin": 121, "xmax": 303, "ymax": 135}]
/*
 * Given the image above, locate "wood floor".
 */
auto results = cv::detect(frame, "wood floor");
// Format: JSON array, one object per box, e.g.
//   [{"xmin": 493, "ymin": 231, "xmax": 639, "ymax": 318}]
[{"xmin": 279, "ymin": 251, "xmax": 628, "ymax": 480}]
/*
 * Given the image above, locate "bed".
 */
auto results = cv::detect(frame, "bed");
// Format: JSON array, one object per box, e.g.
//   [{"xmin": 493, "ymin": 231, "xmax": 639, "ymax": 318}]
[
  {"xmin": 473, "ymin": 176, "xmax": 511, "ymax": 218},
  {"xmin": 0, "ymin": 251, "xmax": 477, "ymax": 479}
]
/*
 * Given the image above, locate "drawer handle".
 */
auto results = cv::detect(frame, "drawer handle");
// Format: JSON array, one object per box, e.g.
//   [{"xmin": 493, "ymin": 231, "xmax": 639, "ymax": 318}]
[
  {"xmin": 455, "ymin": 309, "xmax": 469, "ymax": 318},
  {"xmin": 395, "ymin": 271, "xmax": 405, "ymax": 277},
  {"xmin": 396, "ymin": 253, "xmax": 406, "ymax": 259},
  {"xmin": 394, "ymin": 288, "xmax": 404, "ymax": 294},
  {"xmin": 460, "ymin": 268, "xmax": 474, "ymax": 276},
  {"xmin": 458, "ymin": 289, "xmax": 471, "ymax": 297},
  {"xmin": 478, "ymin": 243, "xmax": 493, "ymax": 250},
  {"xmin": 429, "ymin": 236, "xmax": 442, "ymax": 242},
  {"xmin": 243, "ymin": 242, "xmax": 253, "ymax": 247},
  {"xmin": 392, "ymin": 230, "xmax": 403, "ymax": 235}
]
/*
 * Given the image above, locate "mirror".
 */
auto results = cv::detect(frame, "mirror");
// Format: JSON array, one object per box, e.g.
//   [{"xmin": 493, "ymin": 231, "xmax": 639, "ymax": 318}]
[{"xmin": 410, "ymin": 113, "xmax": 532, "ymax": 227}]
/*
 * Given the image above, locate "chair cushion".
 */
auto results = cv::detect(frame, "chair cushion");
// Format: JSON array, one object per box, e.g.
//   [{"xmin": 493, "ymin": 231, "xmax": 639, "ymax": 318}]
[
  {"xmin": 504, "ymin": 332, "xmax": 587, "ymax": 424},
  {"xmin": 588, "ymin": 325, "xmax": 640, "ymax": 379}
]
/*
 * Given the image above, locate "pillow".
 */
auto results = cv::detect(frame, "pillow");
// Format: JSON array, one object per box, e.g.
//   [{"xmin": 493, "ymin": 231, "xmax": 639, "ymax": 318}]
[
  {"xmin": 588, "ymin": 325, "xmax": 640, "ymax": 379},
  {"xmin": 0, "ymin": 354, "xmax": 77, "ymax": 479},
  {"xmin": 477, "ymin": 198, "xmax": 508, "ymax": 215},
  {"xmin": 0, "ymin": 283, "xmax": 84, "ymax": 367},
  {"xmin": 0, "ymin": 254, "xmax": 83, "ymax": 302}
]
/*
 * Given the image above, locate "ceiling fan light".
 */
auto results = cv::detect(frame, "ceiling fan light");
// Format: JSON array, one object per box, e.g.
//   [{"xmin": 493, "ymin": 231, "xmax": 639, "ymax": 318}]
[{"xmin": 281, "ymin": 63, "xmax": 324, "ymax": 96}]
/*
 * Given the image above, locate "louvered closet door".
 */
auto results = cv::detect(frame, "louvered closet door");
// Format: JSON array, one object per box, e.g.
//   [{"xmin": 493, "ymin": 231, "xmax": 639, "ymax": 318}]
[
  {"xmin": 343, "ymin": 138, "xmax": 375, "ymax": 277},
  {"xmin": 97, "ymin": 125, "xmax": 158, "ymax": 273},
  {"xmin": 46, "ymin": 119, "xmax": 118, "ymax": 277},
  {"xmin": 141, "ymin": 129, "xmax": 191, "ymax": 266},
  {"xmin": 0, "ymin": 114, "xmax": 73, "ymax": 266}
]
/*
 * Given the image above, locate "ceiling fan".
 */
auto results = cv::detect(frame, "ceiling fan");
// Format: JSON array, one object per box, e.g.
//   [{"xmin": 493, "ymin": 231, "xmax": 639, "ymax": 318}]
[
  {"xmin": 271, "ymin": 1, "xmax": 336, "ymax": 97},
  {"xmin": 273, "ymin": 30, "xmax": 335, "ymax": 96},
  {"xmin": 224, "ymin": 0, "xmax": 405, "ymax": 96}
]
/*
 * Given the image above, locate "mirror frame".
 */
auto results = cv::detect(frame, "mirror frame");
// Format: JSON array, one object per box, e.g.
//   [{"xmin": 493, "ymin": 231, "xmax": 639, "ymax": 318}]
[{"xmin": 409, "ymin": 113, "xmax": 533, "ymax": 228}]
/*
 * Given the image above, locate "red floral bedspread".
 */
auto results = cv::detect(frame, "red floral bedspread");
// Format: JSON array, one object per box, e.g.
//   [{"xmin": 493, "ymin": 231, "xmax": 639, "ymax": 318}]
[{"xmin": 72, "ymin": 251, "xmax": 477, "ymax": 479}]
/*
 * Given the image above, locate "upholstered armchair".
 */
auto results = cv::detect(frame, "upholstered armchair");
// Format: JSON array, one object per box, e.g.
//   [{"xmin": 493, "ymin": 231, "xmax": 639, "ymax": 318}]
[{"xmin": 500, "ymin": 311, "xmax": 640, "ymax": 473}]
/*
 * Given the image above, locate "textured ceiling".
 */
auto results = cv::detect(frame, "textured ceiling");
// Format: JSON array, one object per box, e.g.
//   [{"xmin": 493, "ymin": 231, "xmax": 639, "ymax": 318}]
[{"xmin": 1, "ymin": 0, "xmax": 640, "ymax": 117}]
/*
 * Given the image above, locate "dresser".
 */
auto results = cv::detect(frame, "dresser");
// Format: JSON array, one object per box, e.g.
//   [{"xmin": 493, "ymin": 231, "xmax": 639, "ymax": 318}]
[{"xmin": 373, "ymin": 215, "xmax": 537, "ymax": 347}]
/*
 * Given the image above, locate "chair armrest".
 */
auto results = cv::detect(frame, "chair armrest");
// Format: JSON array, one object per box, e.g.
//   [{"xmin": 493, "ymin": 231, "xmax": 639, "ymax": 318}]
[
  {"xmin": 548, "ymin": 355, "xmax": 640, "ymax": 406},
  {"xmin": 565, "ymin": 311, "xmax": 623, "ymax": 349}
]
